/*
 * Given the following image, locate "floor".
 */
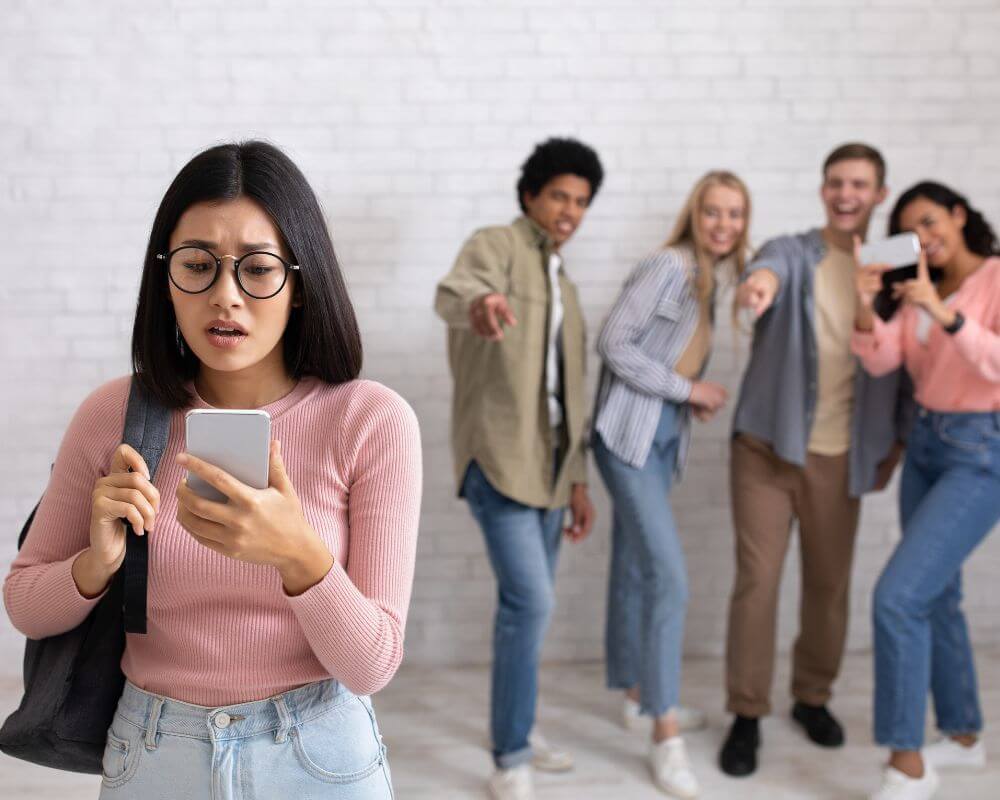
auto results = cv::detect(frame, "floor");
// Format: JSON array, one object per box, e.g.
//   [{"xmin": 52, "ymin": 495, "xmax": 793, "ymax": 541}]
[{"xmin": 2, "ymin": 651, "xmax": 998, "ymax": 798}]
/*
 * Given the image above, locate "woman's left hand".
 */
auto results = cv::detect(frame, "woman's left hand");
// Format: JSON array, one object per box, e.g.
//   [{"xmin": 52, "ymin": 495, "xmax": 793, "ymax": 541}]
[
  {"xmin": 175, "ymin": 441, "xmax": 333, "ymax": 593},
  {"xmin": 893, "ymin": 250, "xmax": 956, "ymax": 327}
]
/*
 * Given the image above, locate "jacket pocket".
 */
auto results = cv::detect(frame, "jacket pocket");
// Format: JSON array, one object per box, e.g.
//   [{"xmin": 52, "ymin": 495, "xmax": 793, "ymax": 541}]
[{"xmin": 654, "ymin": 297, "xmax": 682, "ymax": 321}]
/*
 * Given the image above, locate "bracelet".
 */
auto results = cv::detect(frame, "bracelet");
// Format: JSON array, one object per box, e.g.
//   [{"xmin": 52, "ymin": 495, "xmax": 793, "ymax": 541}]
[{"xmin": 943, "ymin": 311, "xmax": 965, "ymax": 335}]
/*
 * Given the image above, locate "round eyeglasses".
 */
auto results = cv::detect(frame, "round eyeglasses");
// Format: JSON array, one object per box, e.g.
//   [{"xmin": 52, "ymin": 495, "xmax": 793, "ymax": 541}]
[{"xmin": 158, "ymin": 247, "xmax": 300, "ymax": 300}]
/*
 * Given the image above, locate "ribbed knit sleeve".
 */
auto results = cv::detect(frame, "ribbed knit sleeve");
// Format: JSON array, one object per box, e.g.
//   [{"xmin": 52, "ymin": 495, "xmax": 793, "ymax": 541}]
[
  {"xmin": 285, "ymin": 380, "xmax": 422, "ymax": 696},
  {"xmin": 3, "ymin": 377, "xmax": 129, "ymax": 638}
]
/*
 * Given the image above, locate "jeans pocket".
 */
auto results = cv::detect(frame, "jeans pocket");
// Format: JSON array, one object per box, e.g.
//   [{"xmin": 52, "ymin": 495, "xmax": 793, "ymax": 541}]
[
  {"xmin": 101, "ymin": 723, "xmax": 141, "ymax": 788},
  {"xmin": 292, "ymin": 697, "xmax": 385, "ymax": 784},
  {"xmin": 938, "ymin": 418, "xmax": 990, "ymax": 453}
]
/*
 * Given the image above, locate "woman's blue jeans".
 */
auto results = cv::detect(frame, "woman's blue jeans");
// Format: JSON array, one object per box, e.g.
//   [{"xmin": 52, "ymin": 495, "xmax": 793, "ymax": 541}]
[
  {"xmin": 594, "ymin": 402, "xmax": 689, "ymax": 718},
  {"xmin": 873, "ymin": 408, "xmax": 1000, "ymax": 750}
]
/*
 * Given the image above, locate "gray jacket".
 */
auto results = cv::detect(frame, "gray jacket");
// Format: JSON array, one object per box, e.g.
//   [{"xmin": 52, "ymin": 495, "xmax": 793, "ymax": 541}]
[{"xmin": 732, "ymin": 228, "xmax": 913, "ymax": 497}]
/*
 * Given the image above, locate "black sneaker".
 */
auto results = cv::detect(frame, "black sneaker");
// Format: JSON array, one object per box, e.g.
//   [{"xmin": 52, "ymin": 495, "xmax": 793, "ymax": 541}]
[
  {"xmin": 791, "ymin": 702, "xmax": 845, "ymax": 748},
  {"xmin": 719, "ymin": 715, "xmax": 760, "ymax": 777}
]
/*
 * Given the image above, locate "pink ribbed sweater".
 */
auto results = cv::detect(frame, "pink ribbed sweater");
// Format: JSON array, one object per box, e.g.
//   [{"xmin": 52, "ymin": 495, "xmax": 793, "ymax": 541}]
[
  {"xmin": 850, "ymin": 257, "xmax": 1000, "ymax": 411},
  {"xmin": 3, "ymin": 375, "xmax": 422, "ymax": 705}
]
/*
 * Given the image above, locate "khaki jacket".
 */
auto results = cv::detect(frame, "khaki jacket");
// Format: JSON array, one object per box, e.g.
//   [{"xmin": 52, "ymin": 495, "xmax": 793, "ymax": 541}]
[{"xmin": 434, "ymin": 216, "xmax": 588, "ymax": 509}]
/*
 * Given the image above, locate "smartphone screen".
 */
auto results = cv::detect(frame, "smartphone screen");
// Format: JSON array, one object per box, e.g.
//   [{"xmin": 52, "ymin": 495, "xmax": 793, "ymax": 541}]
[{"xmin": 184, "ymin": 410, "xmax": 271, "ymax": 503}]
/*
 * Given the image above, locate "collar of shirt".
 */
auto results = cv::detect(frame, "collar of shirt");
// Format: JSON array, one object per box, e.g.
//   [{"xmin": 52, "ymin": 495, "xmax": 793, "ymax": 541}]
[{"xmin": 513, "ymin": 214, "xmax": 557, "ymax": 260}]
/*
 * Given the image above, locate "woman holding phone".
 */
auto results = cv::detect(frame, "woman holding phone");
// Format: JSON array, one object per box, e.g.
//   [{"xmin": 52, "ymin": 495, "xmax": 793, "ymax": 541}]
[
  {"xmin": 3, "ymin": 141, "xmax": 421, "ymax": 799},
  {"xmin": 852, "ymin": 182, "xmax": 1000, "ymax": 800},
  {"xmin": 592, "ymin": 171, "xmax": 751, "ymax": 798}
]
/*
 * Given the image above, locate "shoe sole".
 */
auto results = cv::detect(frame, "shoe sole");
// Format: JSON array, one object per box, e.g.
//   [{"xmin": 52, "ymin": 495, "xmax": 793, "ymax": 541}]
[{"xmin": 532, "ymin": 757, "xmax": 574, "ymax": 773}]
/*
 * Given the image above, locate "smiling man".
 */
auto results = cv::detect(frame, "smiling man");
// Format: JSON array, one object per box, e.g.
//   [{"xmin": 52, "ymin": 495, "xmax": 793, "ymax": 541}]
[
  {"xmin": 719, "ymin": 143, "xmax": 913, "ymax": 778},
  {"xmin": 434, "ymin": 137, "xmax": 603, "ymax": 800}
]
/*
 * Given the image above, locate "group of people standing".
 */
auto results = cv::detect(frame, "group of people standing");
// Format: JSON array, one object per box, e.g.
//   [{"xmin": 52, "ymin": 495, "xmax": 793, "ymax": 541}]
[
  {"xmin": 2, "ymin": 134, "xmax": 996, "ymax": 800},
  {"xmin": 435, "ymin": 138, "xmax": 1000, "ymax": 800}
]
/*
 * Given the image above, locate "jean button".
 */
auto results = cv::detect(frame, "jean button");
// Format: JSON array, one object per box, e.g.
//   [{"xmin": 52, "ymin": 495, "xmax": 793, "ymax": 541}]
[{"xmin": 213, "ymin": 712, "xmax": 231, "ymax": 729}]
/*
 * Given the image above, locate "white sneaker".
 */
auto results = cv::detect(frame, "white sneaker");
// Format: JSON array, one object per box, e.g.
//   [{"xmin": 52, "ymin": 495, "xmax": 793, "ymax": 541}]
[
  {"xmin": 623, "ymin": 698, "xmax": 708, "ymax": 733},
  {"xmin": 648, "ymin": 736, "xmax": 700, "ymax": 798},
  {"xmin": 869, "ymin": 764, "xmax": 940, "ymax": 800},
  {"xmin": 923, "ymin": 736, "xmax": 986, "ymax": 770},
  {"xmin": 529, "ymin": 728, "xmax": 574, "ymax": 772},
  {"xmin": 488, "ymin": 764, "xmax": 534, "ymax": 800}
]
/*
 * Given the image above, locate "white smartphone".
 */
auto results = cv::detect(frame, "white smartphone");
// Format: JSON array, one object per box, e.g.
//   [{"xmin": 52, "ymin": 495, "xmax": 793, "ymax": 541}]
[
  {"xmin": 184, "ymin": 409, "xmax": 271, "ymax": 503},
  {"xmin": 858, "ymin": 232, "xmax": 920, "ymax": 269}
]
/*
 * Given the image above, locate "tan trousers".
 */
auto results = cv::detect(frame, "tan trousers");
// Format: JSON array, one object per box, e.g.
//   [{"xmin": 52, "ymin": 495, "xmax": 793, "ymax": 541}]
[{"xmin": 725, "ymin": 434, "xmax": 861, "ymax": 717}]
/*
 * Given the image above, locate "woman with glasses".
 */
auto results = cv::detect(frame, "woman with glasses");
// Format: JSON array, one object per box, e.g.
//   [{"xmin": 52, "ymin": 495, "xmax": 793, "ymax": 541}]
[
  {"xmin": 4, "ymin": 141, "xmax": 421, "ymax": 799},
  {"xmin": 853, "ymin": 182, "xmax": 1000, "ymax": 800},
  {"xmin": 592, "ymin": 171, "xmax": 751, "ymax": 798}
]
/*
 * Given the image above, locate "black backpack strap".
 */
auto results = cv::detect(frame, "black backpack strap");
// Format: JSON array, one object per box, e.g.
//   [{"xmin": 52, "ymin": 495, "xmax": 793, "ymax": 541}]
[{"xmin": 119, "ymin": 377, "xmax": 171, "ymax": 635}]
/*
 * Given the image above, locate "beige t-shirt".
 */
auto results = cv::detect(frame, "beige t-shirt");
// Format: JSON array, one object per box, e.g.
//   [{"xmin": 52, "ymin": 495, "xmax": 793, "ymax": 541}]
[
  {"xmin": 675, "ymin": 270, "xmax": 715, "ymax": 380},
  {"xmin": 807, "ymin": 245, "xmax": 858, "ymax": 456}
]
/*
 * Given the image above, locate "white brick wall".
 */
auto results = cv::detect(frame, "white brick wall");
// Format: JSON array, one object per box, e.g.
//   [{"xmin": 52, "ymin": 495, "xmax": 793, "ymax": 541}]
[{"xmin": 3, "ymin": 0, "xmax": 1000, "ymax": 678}]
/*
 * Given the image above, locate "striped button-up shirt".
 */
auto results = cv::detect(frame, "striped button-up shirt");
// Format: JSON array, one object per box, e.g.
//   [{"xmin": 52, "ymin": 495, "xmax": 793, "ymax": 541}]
[{"xmin": 593, "ymin": 245, "xmax": 707, "ymax": 474}]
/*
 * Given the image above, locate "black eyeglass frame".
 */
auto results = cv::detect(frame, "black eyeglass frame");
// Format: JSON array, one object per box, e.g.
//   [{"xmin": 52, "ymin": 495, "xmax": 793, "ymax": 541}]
[{"xmin": 157, "ymin": 246, "xmax": 301, "ymax": 300}]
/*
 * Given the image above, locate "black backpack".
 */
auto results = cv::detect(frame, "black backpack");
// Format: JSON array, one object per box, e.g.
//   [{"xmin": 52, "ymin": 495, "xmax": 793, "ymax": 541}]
[{"xmin": 0, "ymin": 377, "xmax": 170, "ymax": 773}]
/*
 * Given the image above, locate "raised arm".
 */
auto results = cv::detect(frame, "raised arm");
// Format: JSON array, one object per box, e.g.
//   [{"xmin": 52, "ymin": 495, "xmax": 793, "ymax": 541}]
[
  {"xmin": 434, "ymin": 227, "xmax": 514, "ymax": 329},
  {"xmin": 4, "ymin": 378, "xmax": 136, "ymax": 639}
]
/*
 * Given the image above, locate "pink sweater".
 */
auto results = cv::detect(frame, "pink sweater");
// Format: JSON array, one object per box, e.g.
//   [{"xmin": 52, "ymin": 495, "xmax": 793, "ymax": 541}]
[
  {"xmin": 4, "ymin": 376, "xmax": 422, "ymax": 705},
  {"xmin": 850, "ymin": 257, "xmax": 1000, "ymax": 412}
]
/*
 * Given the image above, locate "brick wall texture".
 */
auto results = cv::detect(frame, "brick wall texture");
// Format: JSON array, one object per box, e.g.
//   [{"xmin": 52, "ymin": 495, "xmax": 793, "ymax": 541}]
[{"xmin": 2, "ymin": 0, "xmax": 999, "ymax": 675}]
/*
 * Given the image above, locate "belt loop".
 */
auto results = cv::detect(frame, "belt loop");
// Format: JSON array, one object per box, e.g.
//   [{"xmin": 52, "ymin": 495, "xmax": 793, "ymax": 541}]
[
  {"xmin": 272, "ymin": 695, "xmax": 294, "ymax": 744},
  {"xmin": 144, "ymin": 696, "xmax": 165, "ymax": 751}
]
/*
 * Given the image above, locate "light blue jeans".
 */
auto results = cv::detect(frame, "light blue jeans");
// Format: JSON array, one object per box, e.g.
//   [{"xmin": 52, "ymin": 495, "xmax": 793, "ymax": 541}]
[
  {"xmin": 594, "ymin": 401, "xmax": 689, "ymax": 718},
  {"xmin": 873, "ymin": 408, "xmax": 1000, "ymax": 750},
  {"xmin": 461, "ymin": 460, "xmax": 563, "ymax": 770},
  {"xmin": 98, "ymin": 679, "xmax": 393, "ymax": 799}
]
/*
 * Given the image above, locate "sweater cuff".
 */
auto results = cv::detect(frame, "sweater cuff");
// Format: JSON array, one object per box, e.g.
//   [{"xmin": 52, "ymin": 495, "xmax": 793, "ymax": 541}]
[{"xmin": 14, "ymin": 551, "xmax": 106, "ymax": 637}]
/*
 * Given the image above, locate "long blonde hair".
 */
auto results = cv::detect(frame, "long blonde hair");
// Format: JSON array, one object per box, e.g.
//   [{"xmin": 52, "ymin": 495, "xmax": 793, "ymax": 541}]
[{"xmin": 663, "ymin": 170, "xmax": 752, "ymax": 300}]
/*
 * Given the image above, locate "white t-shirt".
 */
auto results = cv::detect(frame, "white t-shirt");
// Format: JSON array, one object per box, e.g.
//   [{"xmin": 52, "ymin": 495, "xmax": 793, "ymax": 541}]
[
  {"xmin": 546, "ymin": 253, "xmax": 565, "ymax": 428},
  {"xmin": 916, "ymin": 294, "xmax": 956, "ymax": 344}
]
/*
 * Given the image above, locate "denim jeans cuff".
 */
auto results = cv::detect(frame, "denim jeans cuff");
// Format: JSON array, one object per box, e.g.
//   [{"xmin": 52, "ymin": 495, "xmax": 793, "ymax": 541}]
[
  {"xmin": 495, "ymin": 745, "xmax": 533, "ymax": 770},
  {"xmin": 875, "ymin": 734, "xmax": 924, "ymax": 751},
  {"xmin": 939, "ymin": 725, "xmax": 982, "ymax": 737}
]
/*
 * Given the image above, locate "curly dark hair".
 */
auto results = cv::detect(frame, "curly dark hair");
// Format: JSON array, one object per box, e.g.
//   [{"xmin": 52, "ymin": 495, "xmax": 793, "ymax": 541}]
[
  {"xmin": 516, "ymin": 137, "xmax": 604, "ymax": 212},
  {"xmin": 889, "ymin": 181, "xmax": 1000, "ymax": 258}
]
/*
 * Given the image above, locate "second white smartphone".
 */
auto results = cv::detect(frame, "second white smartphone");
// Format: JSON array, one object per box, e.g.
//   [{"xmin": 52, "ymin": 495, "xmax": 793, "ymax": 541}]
[
  {"xmin": 858, "ymin": 232, "xmax": 920, "ymax": 269},
  {"xmin": 184, "ymin": 409, "xmax": 271, "ymax": 503}
]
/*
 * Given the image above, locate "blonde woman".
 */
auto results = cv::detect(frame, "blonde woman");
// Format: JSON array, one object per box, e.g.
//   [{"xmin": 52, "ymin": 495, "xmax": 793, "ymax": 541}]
[{"xmin": 592, "ymin": 172, "xmax": 751, "ymax": 797}]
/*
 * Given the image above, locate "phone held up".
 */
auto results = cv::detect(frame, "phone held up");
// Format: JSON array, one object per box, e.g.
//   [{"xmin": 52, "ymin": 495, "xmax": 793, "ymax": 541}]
[
  {"xmin": 184, "ymin": 409, "xmax": 271, "ymax": 503},
  {"xmin": 859, "ymin": 232, "xmax": 945, "ymax": 321}
]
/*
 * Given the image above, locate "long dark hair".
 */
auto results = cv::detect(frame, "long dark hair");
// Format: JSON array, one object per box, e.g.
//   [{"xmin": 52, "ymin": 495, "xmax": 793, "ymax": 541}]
[
  {"xmin": 132, "ymin": 141, "xmax": 363, "ymax": 408},
  {"xmin": 889, "ymin": 181, "xmax": 1000, "ymax": 258}
]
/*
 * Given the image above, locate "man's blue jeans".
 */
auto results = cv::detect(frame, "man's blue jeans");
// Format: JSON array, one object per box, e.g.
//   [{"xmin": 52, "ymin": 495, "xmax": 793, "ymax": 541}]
[
  {"xmin": 462, "ymin": 461, "xmax": 563, "ymax": 769},
  {"xmin": 873, "ymin": 408, "xmax": 1000, "ymax": 750},
  {"xmin": 594, "ymin": 401, "xmax": 689, "ymax": 718}
]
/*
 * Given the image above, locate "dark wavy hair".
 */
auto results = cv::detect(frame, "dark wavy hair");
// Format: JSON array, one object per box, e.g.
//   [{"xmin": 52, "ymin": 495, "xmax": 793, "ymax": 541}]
[
  {"xmin": 516, "ymin": 137, "xmax": 604, "ymax": 212},
  {"xmin": 889, "ymin": 181, "xmax": 1000, "ymax": 257},
  {"xmin": 132, "ymin": 141, "xmax": 362, "ymax": 408}
]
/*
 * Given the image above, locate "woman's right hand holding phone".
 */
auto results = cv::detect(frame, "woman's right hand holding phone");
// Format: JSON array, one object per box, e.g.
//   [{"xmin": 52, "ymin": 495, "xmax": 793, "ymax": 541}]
[
  {"xmin": 853, "ymin": 235, "xmax": 888, "ymax": 332},
  {"xmin": 73, "ymin": 444, "xmax": 160, "ymax": 598}
]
